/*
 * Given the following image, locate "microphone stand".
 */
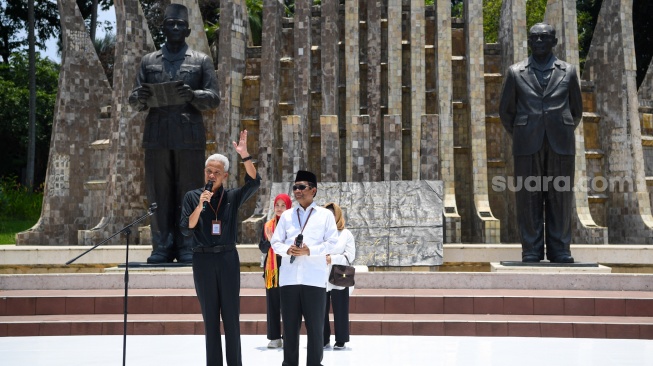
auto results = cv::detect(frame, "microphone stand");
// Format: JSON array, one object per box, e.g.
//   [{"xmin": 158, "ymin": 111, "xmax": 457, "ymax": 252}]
[{"xmin": 66, "ymin": 203, "xmax": 157, "ymax": 366}]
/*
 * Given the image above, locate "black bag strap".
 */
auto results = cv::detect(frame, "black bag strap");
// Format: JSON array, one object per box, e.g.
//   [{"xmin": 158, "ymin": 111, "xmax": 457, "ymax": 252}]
[{"xmin": 343, "ymin": 254, "xmax": 351, "ymax": 266}]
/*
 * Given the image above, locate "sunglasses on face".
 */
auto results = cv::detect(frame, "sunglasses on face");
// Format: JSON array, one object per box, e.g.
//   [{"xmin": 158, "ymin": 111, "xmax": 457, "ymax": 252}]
[{"xmin": 292, "ymin": 184, "xmax": 312, "ymax": 191}]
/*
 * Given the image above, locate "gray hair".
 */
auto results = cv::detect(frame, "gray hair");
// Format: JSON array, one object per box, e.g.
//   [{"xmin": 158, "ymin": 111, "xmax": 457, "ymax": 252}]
[{"xmin": 205, "ymin": 154, "xmax": 230, "ymax": 171}]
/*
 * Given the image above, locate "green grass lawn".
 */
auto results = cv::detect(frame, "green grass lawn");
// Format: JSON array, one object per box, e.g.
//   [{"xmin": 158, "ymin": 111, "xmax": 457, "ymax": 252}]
[{"xmin": 0, "ymin": 219, "xmax": 37, "ymax": 244}]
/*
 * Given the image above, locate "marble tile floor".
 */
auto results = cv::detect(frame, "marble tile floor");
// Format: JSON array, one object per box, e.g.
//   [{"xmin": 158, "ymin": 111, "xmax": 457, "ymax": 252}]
[{"xmin": 1, "ymin": 334, "xmax": 651, "ymax": 366}]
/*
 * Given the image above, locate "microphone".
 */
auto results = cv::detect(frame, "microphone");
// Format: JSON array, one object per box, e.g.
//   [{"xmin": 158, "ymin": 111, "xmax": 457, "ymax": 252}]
[
  {"xmin": 290, "ymin": 234, "xmax": 303, "ymax": 264},
  {"xmin": 202, "ymin": 181, "xmax": 214, "ymax": 212}
]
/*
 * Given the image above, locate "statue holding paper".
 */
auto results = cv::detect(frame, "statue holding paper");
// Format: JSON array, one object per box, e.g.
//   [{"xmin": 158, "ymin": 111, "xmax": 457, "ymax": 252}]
[{"xmin": 128, "ymin": 4, "xmax": 220, "ymax": 264}]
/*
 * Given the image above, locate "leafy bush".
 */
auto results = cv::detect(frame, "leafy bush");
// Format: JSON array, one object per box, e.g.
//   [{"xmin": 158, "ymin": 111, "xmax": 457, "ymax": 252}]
[{"xmin": 0, "ymin": 176, "xmax": 43, "ymax": 221}]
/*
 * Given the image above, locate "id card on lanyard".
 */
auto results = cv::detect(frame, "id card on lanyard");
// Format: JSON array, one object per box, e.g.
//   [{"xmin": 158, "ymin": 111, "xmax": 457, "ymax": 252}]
[{"xmin": 208, "ymin": 189, "xmax": 225, "ymax": 236}]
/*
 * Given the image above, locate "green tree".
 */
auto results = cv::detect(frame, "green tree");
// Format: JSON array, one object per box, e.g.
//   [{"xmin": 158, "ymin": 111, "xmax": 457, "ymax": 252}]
[
  {"xmin": 482, "ymin": 0, "xmax": 502, "ymax": 43},
  {"xmin": 93, "ymin": 32, "xmax": 116, "ymax": 85},
  {"xmin": 0, "ymin": 52, "xmax": 59, "ymax": 186},
  {"xmin": 526, "ymin": 0, "xmax": 547, "ymax": 30},
  {"xmin": 76, "ymin": 0, "xmax": 115, "ymax": 42},
  {"xmin": 0, "ymin": 0, "xmax": 59, "ymax": 64}
]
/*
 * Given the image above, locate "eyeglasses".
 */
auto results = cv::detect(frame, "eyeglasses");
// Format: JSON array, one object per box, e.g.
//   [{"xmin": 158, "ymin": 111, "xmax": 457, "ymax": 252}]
[
  {"xmin": 292, "ymin": 184, "xmax": 312, "ymax": 191},
  {"xmin": 529, "ymin": 33, "xmax": 555, "ymax": 41},
  {"xmin": 205, "ymin": 169, "xmax": 224, "ymax": 176}
]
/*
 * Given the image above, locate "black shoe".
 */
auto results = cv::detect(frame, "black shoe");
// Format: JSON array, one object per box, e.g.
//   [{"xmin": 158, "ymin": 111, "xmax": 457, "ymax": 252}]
[
  {"xmin": 333, "ymin": 342, "xmax": 345, "ymax": 350},
  {"xmin": 521, "ymin": 255, "xmax": 540, "ymax": 263},
  {"xmin": 176, "ymin": 253, "xmax": 193, "ymax": 264},
  {"xmin": 551, "ymin": 255, "xmax": 574, "ymax": 263},
  {"xmin": 147, "ymin": 252, "xmax": 169, "ymax": 264}
]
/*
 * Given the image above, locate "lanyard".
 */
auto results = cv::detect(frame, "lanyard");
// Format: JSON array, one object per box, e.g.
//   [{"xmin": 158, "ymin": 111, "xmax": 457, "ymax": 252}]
[
  {"xmin": 296, "ymin": 207, "xmax": 314, "ymax": 235},
  {"xmin": 208, "ymin": 189, "xmax": 225, "ymax": 220}
]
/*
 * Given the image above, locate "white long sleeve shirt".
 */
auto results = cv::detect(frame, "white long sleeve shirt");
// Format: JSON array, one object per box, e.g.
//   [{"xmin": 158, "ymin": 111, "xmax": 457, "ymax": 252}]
[
  {"xmin": 271, "ymin": 202, "xmax": 339, "ymax": 288},
  {"xmin": 326, "ymin": 228, "xmax": 356, "ymax": 292}
]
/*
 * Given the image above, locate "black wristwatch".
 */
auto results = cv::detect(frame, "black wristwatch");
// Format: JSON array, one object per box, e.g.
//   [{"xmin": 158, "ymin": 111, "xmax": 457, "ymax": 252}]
[{"xmin": 241, "ymin": 156, "xmax": 252, "ymax": 162}]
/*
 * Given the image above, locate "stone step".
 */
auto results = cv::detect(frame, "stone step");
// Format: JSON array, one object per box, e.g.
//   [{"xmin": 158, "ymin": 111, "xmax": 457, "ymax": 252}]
[
  {"xmin": 2, "ymin": 313, "xmax": 651, "ymax": 338},
  {"xmin": 3, "ymin": 289, "xmax": 653, "ymax": 317}
]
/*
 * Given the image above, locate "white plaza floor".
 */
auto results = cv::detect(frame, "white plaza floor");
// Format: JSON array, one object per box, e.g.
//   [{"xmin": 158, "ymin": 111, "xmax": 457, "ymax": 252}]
[{"xmin": 1, "ymin": 334, "xmax": 651, "ymax": 366}]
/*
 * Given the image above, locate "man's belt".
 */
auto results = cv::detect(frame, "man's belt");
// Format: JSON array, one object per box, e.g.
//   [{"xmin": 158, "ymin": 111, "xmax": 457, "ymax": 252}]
[{"xmin": 193, "ymin": 244, "xmax": 237, "ymax": 253}]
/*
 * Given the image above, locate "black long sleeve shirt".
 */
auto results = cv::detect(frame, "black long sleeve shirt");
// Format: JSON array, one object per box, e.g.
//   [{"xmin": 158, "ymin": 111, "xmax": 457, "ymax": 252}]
[{"xmin": 180, "ymin": 172, "xmax": 261, "ymax": 248}]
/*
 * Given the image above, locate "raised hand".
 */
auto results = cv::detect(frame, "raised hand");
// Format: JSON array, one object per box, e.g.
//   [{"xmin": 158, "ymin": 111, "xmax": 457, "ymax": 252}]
[{"xmin": 232, "ymin": 130, "xmax": 249, "ymax": 157}]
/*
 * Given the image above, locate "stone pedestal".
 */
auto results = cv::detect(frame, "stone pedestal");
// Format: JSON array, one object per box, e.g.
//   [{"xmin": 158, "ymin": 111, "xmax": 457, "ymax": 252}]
[{"xmin": 491, "ymin": 262, "xmax": 611, "ymax": 273}]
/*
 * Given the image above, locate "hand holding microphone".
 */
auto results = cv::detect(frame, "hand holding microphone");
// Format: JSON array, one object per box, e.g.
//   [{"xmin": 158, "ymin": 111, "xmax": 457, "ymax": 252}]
[
  {"xmin": 289, "ymin": 234, "xmax": 303, "ymax": 263},
  {"xmin": 202, "ymin": 181, "xmax": 214, "ymax": 212}
]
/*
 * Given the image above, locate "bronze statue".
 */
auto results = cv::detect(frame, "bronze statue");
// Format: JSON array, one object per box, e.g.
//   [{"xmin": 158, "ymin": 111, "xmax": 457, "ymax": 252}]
[
  {"xmin": 128, "ymin": 4, "xmax": 220, "ymax": 264},
  {"xmin": 499, "ymin": 23, "xmax": 583, "ymax": 263}
]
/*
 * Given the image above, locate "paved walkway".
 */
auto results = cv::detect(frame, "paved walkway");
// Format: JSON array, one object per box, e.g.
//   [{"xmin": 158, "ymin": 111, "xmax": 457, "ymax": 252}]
[{"xmin": 1, "ymin": 334, "xmax": 651, "ymax": 365}]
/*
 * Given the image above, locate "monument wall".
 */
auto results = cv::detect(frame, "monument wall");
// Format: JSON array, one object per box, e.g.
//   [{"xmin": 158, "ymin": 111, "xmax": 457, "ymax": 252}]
[{"xmin": 19, "ymin": 0, "xmax": 653, "ymax": 255}]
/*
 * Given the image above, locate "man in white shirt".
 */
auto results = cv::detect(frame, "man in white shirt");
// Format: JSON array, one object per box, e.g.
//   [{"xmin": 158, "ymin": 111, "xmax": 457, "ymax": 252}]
[{"xmin": 271, "ymin": 170, "xmax": 339, "ymax": 366}]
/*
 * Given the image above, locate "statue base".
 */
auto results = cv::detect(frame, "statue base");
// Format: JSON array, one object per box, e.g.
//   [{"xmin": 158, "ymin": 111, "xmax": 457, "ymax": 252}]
[
  {"xmin": 104, "ymin": 262, "xmax": 192, "ymax": 273},
  {"xmin": 491, "ymin": 261, "xmax": 611, "ymax": 273}
]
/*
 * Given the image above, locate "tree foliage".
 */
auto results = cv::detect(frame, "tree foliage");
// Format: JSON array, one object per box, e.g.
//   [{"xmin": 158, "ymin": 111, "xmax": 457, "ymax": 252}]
[
  {"xmin": 0, "ymin": 52, "xmax": 59, "ymax": 185},
  {"xmin": 633, "ymin": 0, "xmax": 653, "ymax": 87},
  {"xmin": 0, "ymin": 0, "xmax": 59, "ymax": 64},
  {"xmin": 76, "ymin": 0, "xmax": 115, "ymax": 38},
  {"xmin": 93, "ymin": 32, "xmax": 116, "ymax": 85}
]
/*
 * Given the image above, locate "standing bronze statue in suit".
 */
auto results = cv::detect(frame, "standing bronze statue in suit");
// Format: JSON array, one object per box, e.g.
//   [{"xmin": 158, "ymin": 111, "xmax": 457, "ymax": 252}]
[
  {"xmin": 128, "ymin": 4, "xmax": 220, "ymax": 264},
  {"xmin": 499, "ymin": 23, "xmax": 583, "ymax": 263}
]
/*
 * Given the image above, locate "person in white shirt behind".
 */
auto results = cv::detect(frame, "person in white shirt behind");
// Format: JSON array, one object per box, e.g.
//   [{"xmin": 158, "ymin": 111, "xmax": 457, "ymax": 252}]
[
  {"xmin": 323, "ymin": 202, "xmax": 355, "ymax": 350},
  {"xmin": 271, "ymin": 170, "xmax": 339, "ymax": 366}
]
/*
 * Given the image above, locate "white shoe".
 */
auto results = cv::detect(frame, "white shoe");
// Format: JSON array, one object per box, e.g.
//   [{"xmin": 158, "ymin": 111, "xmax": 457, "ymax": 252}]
[{"xmin": 267, "ymin": 338, "xmax": 283, "ymax": 348}]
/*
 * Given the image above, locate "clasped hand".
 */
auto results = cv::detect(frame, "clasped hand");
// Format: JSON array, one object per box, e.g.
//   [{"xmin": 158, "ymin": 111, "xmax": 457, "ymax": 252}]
[{"xmin": 287, "ymin": 243, "xmax": 310, "ymax": 257}]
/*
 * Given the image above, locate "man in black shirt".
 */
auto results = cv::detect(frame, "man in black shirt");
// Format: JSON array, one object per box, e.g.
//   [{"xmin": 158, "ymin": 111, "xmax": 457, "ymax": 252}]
[{"xmin": 180, "ymin": 130, "xmax": 260, "ymax": 366}]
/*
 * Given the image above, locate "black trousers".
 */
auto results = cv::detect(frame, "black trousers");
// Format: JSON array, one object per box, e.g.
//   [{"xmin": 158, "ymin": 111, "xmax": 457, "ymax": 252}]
[
  {"xmin": 192, "ymin": 250, "xmax": 242, "ymax": 366},
  {"xmin": 266, "ymin": 287, "xmax": 282, "ymax": 340},
  {"xmin": 514, "ymin": 136, "xmax": 575, "ymax": 261},
  {"xmin": 280, "ymin": 285, "xmax": 326, "ymax": 366},
  {"xmin": 145, "ymin": 149, "xmax": 204, "ymax": 259},
  {"xmin": 324, "ymin": 288, "xmax": 350, "ymax": 343}
]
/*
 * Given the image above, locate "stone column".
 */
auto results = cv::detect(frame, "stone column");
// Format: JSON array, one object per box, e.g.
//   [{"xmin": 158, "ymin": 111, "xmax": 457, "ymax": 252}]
[
  {"xmin": 257, "ymin": 0, "xmax": 284, "ymax": 214},
  {"xmin": 410, "ymin": 0, "xmax": 425, "ymax": 180},
  {"xmin": 465, "ymin": 0, "xmax": 500, "ymax": 243},
  {"xmin": 545, "ymin": 0, "xmax": 608, "ymax": 244},
  {"xmin": 420, "ymin": 115, "xmax": 439, "ymax": 180},
  {"xmin": 282, "ymin": 115, "xmax": 303, "ymax": 182},
  {"xmin": 435, "ymin": 0, "xmax": 461, "ymax": 243},
  {"xmin": 367, "ymin": 0, "xmax": 382, "ymax": 181},
  {"xmin": 345, "ymin": 0, "xmax": 360, "ymax": 181},
  {"xmin": 321, "ymin": 0, "xmax": 339, "ymax": 116},
  {"xmin": 216, "ymin": 0, "xmax": 248, "ymax": 186},
  {"xmin": 384, "ymin": 115, "xmax": 402, "ymax": 181},
  {"xmin": 583, "ymin": 0, "xmax": 653, "ymax": 243},
  {"xmin": 497, "ymin": 0, "xmax": 527, "ymax": 244},
  {"xmin": 351, "ymin": 115, "xmax": 370, "ymax": 182},
  {"xmin": 293, "ymin": 0, "xmax": 312, "ymax": 168},
  {"xmin": 320, "ymin": 115, "xmax": 340, "ymax": 182},
  {"xmin": 17, "ymin": 0, "xmax": 113, "ymax": 245},
  {"xmin": 387, "ymin": 0, "xmax": 402, "ymax": 117}
]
